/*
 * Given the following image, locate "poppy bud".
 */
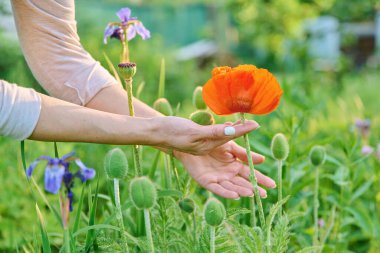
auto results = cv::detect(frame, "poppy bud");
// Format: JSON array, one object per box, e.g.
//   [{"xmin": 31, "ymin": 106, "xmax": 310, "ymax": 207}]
[
  {"xmin": 118, "ymin": 62, "xmax": 137, "ymax": 80},
  {"xmin": 179, "ymin": 198, "xmax": 195, "ymax": 213},
  {"xmin": 193, "ymin": 86, "xmax": 207, "ymax": 110},
  {"xmin": 271, "ymin": 133, "xmax": 289, "ymax": 161},
  {"xmin": 104, "ymin": 148, "xmax": 128, "ymax": 180},
  {"xmin": 130, "ymin": 177, "xmax": 157, "ymax": 210},
  {"xmin": 309, "ymin": 146, "xmax": 326, "ymax": 167},
  {"xmin": 204, "ymin": 198, "xmax": 225, "ymax": 227},
  {"xmin": 153, "ymin": 98, "xmax": 173, "ymax": 116},
  {"xmin": 190, "ymin": 111, "xmax": 215, "ymax": 126}
]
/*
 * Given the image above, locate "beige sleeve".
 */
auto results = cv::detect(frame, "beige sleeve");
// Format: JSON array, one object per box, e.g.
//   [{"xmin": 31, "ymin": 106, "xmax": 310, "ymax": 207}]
[
  {"xmin": 10, "ymin": 0, "xmax": 117, "ymax": 105},
  {"xmin": 0, "ymin": 80, "xmax": 41, "ymax": 140}
]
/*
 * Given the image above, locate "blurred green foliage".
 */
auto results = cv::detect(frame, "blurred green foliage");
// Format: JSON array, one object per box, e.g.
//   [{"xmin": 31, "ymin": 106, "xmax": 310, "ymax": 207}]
[{"xmin": 0, "ymin": 0, "xmax": 380, "ymax": 251}]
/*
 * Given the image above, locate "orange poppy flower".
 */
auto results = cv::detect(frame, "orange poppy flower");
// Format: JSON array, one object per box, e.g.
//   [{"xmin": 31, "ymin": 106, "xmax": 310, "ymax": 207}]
[{"xmin": 202, "ymin": 65, "xmax": 283, "ymax": 115}]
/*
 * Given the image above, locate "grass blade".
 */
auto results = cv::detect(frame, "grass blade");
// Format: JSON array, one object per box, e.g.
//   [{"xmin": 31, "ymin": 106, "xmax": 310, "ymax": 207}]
[{"xmin": 35, "ymin": 204, "xmax": 52, "ymax": 253}]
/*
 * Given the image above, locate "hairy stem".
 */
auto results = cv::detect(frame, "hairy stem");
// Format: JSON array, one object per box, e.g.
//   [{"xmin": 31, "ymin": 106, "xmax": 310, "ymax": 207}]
[
  {"xmin": 144, "ymin": 209, "xmax": 154, "ymax": 253},
  {"xmin": 240, "ymin": 113, "xmax": 266, "ymax": 227},
  {"xmin": 210, "ymin": 226, "xmax": 216, "ymax": 253},
  {"xmin": 313, "ymin": 165, "xmax": 320, "ymax": 248},
  {"xmin": 125, "ymin": 79, "xmax": 142, "ymax": 176},
  {"xmin": 278, "ymin": 159, "xmax": 283, "ymax": 214},
  {"xmin": 114, "ymin": 179, "xmax": 129, "ymax": 253}
]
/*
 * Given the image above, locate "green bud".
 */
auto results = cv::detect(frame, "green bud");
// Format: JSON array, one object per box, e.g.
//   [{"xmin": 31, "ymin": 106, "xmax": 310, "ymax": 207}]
[
  {"xmin": 104, "ymin": 148, "xmax": 128, "ymax": 180},
  {"xmin": 118, "ymin": 62, "xmax": 137, "ymax": 80},
  {"xmin": 130, "ymin": 177, "xmax": 157, "ymax": 210},
  {"xmin": 179, "ymin": 198, "xmax": 195, "ymax": 213},
  {"xmin": 189, "ymin": 110, "xmax": 215, "ymax": 126},
  {"xmin": 204, "ymin": 198, "xmax": 226, "ymax": 227},
  {"xmin": 309, "ymin": 146, "xmax": 326, "ymax": 167},
  {"xmin": 153, "ymin": 98, "xmax": 173, "ymax": 116},
  {"xmin": 271, "ymin": 133, "xmax": 289, "ymax": 161},
  {"xmin": 192, "ymin": 86, "xmax": 207, "ymax": 110}
]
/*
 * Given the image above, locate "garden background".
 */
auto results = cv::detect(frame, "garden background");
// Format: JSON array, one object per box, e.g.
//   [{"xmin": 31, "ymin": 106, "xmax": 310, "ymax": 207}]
[{"xmin": 0, "ymin": 0, "xmax": 380, "ymax": 252}]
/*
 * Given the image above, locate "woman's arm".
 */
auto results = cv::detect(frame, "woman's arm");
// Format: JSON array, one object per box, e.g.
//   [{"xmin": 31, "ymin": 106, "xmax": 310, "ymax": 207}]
[{"xmin": 30, "ymin": 92, "xmax": 259, "ymax": 156}]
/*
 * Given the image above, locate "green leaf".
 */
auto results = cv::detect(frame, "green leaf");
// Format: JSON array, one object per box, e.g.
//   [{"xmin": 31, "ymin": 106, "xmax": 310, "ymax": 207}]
[
  {"xmin": 103, "ymin": 52, "xmax": 122, "ymax": 87},
  {"xmin": 226, "ymin": 208, "xmax": 251, "ymax": 219},
  {"xmin": 35, "ymin": 204, "xmax": 52, "ymax": 253},
  {"xmin": 350, "ymin": 179, "xmax": 373, "ymax": 203},
  {"xmin": 73, "ymin": 182, "xmax": 87, "ymax": 233},
  {"xmin": 295, "ymin": 246, "xmax": 322, "ymax": 253},
  {"xmin": 157, "ymin": 189, "xmax": 183, "ymax": 199},
  {"xmin": 84, "ymin": 177, "xmax": 100, "ymax": 252}
]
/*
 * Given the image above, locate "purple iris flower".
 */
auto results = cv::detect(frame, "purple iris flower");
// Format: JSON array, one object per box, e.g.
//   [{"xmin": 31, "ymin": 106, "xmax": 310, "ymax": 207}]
[
  {"xmin": 355, "ymin": 118, "xmax": 371, "ymax": 138},
  {"xmin": 361, "ymin": 145, "xmax": 374, "ymax": 156},
  {"xmin": 103, "ymin": 7, "xmax": 150, "ymax": 44},
  {"xmin": 26, "ymin": 151, "xmax": 95, "ymax": 211}
]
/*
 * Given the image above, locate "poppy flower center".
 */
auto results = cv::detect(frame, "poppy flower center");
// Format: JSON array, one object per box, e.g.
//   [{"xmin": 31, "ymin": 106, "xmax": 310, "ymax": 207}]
[{"xmin": 228, "ymin": 97, "xmax": 252, "ymax": 112}]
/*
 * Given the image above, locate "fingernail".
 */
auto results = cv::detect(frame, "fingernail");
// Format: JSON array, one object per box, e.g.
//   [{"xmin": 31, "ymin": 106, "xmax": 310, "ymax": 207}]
[
  {"xmin": 271, "ymin": 183, "xmax": 277, "ymax": 188},
  {"xmin": 262, "ymin": 194, "xmax": 268, "ymax": 199},
  {"xmin": 224, "ymin": 126, "xmax": 236, "ymax": 136},
  {"xmin": 234, "ymin": 197, "xmax": 241, "ymax": 200}
]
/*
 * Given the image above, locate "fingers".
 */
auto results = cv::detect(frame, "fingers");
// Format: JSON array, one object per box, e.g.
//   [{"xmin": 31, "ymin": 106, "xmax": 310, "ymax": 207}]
[
  {"xmin": 207, "ymin": 183, "xmax": 239, "ymax": 199},
  {"xmin": 202, "ymin": 120, "xmax": 260, "ymax": 141},
  {"xmin": 220, "ymin": 180, "xmax": 253, "ymax": 197},
  {"xmin": 230, "ymin": 177, "xmax": 268, "ymax": 198},
  {"xmin": 239, "ymin": 165, "xmax": 276, "ymax": 188},
  {"xmin": 231, "ymin": 142, "xmax": 265, "ymax": 164}
]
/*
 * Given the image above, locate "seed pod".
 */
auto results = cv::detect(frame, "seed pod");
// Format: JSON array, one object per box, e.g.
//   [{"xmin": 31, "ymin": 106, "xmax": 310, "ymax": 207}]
[
  {"xmin": 271, "ymin": 133, "xmax": 289, "ymax": 161},
  {"xmin": 118, "ymin": 62, "xmax": 137, "ymax": 80},
  {"xmin": 104, "ymin": 148, "xmax": 128, "ymax": 180},
  {"xmin": 153, "ymin": 98, "xmax": 173, "ymax": 116},
  {"xmin": 130, "ymin": 177, "xmax": 157, "ymax": 210},
  {"xmin": 190, "ymin": 110, "xmax": 215, "ymax": 126},
  {"xmin": 204, "ymin": 198, "xmax": 226, "ymax": 226},
  {"xmin": 309, "ymin": 146, "xmax": 326, "ymax": 167},
  {"xmin": 179, "ymin": 198, "xmax": 195, "ymax": 213},
  {"xmin": 193, "ymin": 86, "xmax": 207, "ymax": 110}
]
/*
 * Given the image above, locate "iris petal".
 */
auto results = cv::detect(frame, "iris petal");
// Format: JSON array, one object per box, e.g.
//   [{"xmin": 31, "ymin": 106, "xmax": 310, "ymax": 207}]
[
  {"xmin": 134, "ymin": 23, "xmax": 151, "ymax": 40},
  {"xmin": 104, "ymin": 25, "xmax": 116, "ymax": 44},
  {"xmin": 75, "ymin": 159, "xmax": 96, "ymax": 182},
  {"xmin": 44, "ymin": 165, "xmax": 65, "ymax": 194},
  {"xmin": 116, "ymin": 8, "xmax": 132, "ymax": 22},
  {"xmin": 127, "ymin": 25, "xmax": 137, "ymax": 41}
]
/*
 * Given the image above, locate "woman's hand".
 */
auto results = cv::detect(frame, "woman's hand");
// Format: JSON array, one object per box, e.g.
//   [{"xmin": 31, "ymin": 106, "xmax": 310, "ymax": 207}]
[
  {"xmin": 176, "ymin": 141, "xmax": 276, "ymax": 199},
  {"xmin": 154, "ymin": 116, "xmax": 260, "ymax": 155}
]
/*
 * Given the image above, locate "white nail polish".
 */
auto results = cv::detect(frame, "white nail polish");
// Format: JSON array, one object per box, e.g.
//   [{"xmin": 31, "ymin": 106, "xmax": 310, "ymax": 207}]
[{"xmin": 224, "ymin": 126, "xmax": 236, "ymax": 136}]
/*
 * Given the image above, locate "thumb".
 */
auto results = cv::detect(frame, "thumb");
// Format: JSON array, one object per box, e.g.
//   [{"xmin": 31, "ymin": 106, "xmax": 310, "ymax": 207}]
[{"xmin": 202, "ymin": 120, "xmax": 260, "ymax": 140}]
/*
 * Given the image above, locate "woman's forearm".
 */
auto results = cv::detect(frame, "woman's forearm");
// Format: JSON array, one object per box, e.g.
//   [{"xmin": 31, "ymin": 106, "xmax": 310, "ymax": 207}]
[
  {"xmin": 29, "ymin": 93, "xmax": 160, "ymax": 146},
  {"xmin": 85, "ymin": 85, "xmax": 162, "ymax": 118}
]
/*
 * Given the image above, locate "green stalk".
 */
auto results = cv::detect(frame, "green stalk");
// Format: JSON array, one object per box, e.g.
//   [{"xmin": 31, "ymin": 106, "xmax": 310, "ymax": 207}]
[
  {"xmin": 125, "ymin": 78, "xmax": 142, "ymax": 176},
  {"xmin": 114, "ymin": 179, "xmax": 129, "ymax": 253},
  {"xmin": 210, "ymin": 226, "xmax": 216, "ymax": 253},
  {"xmin": 250, "ymin": 198, "xmax": 256, "ymax": 227},
  {"xmin": 240, "ymin": 113, "xmax": 266, "ymax": 227},
  {"xmin": 121, "ymin": 29, "xmax": 130, "ymax": 63},
  {"xmin": 144, "ymin": 209, "xmax": 154, "ymax": 253},
  {"xmin": 192, "ymin": 212, "xmax": 197, "ymax": 244},
  {"xmin": 170, "ymin": 152, "xmax": 181, "ymax": 190},
  {"xmin": 64, "ymin": 228, "xmax": 71, "ymax": 253},
  {"xmin": 163, "ymin": 154, "xmax": 172, "ymax": 189},
  {"xmin": 313, "ymin": 165, "xmax": 320, "ymax": 247},
  {"xmin": 278, "ymin": 159, "xmax": 283, "ymax": 214}
]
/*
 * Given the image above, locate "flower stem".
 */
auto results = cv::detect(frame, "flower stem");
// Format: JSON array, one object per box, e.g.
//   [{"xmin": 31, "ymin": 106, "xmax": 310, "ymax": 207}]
[
  {"xmin": 114, "ymin": 179, "xmax": 129, "ymax": 253},
  {"xmin": 125, "ymin": 78, "xmax": 142, "ymax": 176},
  {"xmin": 144, "ymin": 209, "xmax": 154, "ymax": 253},
  {"xmin": 121, "ymin": 29, "xmax": 130, "ymax": 62},
  {"xmin": 64, "ymin": 228, "xmax": 71, "ymax": 253},
  {"xmin": 170, "ymin": 151, "xmax": 181, "ymax": 190},
  {"xmin": 250, "ymin": 197, "xmax": 256, "ymax": 227},
  {"xmin": 163, "ymin": 154, "xmax": 172, "ymax": 189},
  {"xmin": 278, "ymin": 159, "xmax": 283, "ymax": 214},
  {"xmin": 210, "ymin": 226, "xmax": 216, "ymax": 253},
  {"xmin": 313, "ymin": 165, "xmax": 320, "ymax": 248},
  {"xmin": 240, "ymin": 113, "xmax": 266, "ymax": 227}
]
